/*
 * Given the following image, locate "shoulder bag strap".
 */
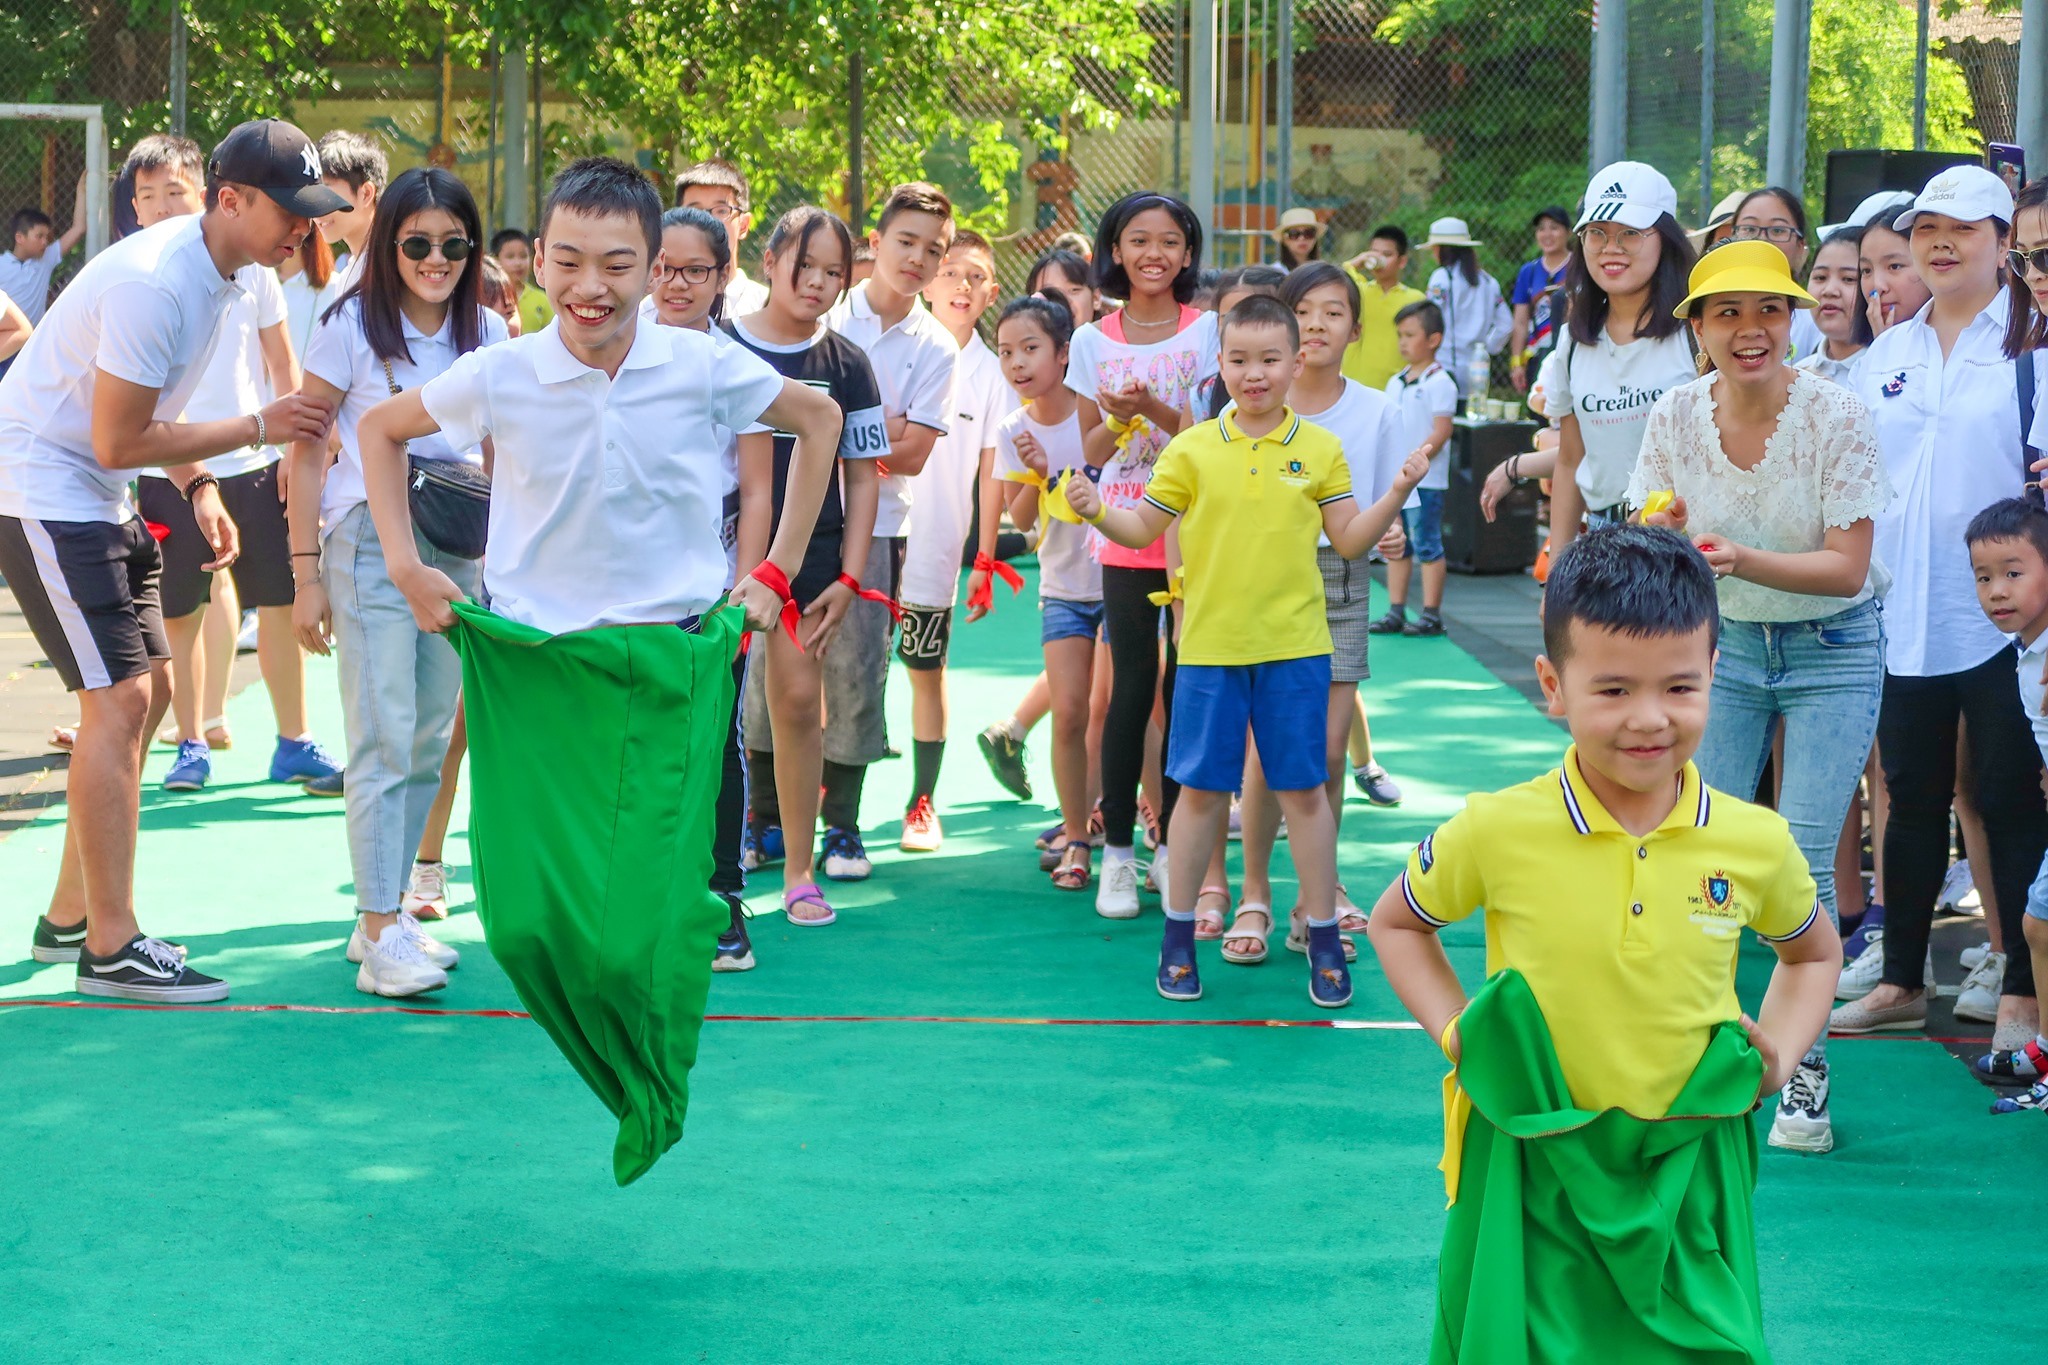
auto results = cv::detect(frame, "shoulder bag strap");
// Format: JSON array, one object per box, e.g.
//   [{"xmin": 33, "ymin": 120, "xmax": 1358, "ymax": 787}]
[
  {"xmin": 380, "ymin": 357, "xmax": 411, "ymax": 459},
  {"xmin": 2020, "ymin": 355, "xmax": 2040, "ymax": 492}
]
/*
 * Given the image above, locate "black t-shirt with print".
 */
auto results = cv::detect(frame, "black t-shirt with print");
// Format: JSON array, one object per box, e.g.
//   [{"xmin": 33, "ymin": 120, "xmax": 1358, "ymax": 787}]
[{"xmin": 721, "ymin": 318, "xmax": 888, "ymax": 542}]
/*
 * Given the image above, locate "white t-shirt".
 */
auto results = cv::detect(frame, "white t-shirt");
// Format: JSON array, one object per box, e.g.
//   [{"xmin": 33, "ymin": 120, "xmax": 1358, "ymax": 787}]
[
  {"xmin": 1297, "ymin": 380, "xmax": 1411, "ymax": 543},
  {"xmin": 901, "ymin": 334, "xmax": 1012, "ymax": 610},
  {"xmin": 995, "ymin": 405, "xmax": 1099, "ymax": 603},
  {"xmin": 302, "ymin": 297, "xmax": 510, "ymax": 530},
  {"xmin": 281, "ymin": 268, "xmax": 345, "ymax": 364},
  {"xmin": 1063, "ymin": 307, "xmax": 1219, "ymax": 570},
  {"xmin": 1629, "ymin": 369, "xmax": 1894, "ymax": 622},
  {"xmin": 1855, "ymin": 293, "xmax": 2028, "ymax": 678},
  {"xmin": 1425, "ymin": 265, "xmax": 1513, "ymax": 389},
  {"xmin": 422, "ymin": 319, "xmax": 786, "ymax": 634},
  {"xmin": 139, "ymin": 265, "xmax": 290, "ymax": 481},
  {"xmin": 1789, "ymin": 309, "xmax": 1824, "ymax": 364},
  {"xmin": 0, "ymin": 215, "xmax": 242, "ymax": 523},
  {"xmin": 1548, "ymin": 326, "xmax": 1697, "ymax": 511},
  {"xmin": 724, "ymin": 265, "xmax": 769, "ymax": 320},
  {"xmin": 1385, "ymin": 363, "xmax": 1459, "ymax": 492},
  {"xmin": 0, "ymin": 241, "xmax": 64, "ymax": 325},
  {"xmin": 825, "ymin": 282, "xmax": 956, "ymax": 538},
  {"xmin": 2030, "ymin": 349, "xmax": 2048, "ymax": 455}
]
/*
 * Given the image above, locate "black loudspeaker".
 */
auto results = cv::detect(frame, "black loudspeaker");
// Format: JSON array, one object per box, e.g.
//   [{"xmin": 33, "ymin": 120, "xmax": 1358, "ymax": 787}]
[
  {"xmin": 1823, "ymin": 149, "xmax": 1980, "ymax": 225},
  {"xmin": 1444, "ymin": 419, "xmax": 1540, "ymax": 575}
]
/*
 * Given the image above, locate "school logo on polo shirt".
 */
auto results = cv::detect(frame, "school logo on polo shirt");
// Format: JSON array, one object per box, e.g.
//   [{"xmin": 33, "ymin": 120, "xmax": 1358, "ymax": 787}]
[
  {"xmin": 1688, "ymin": 869, "xmax": 1743, "ymax": 938},
  {"xmin": 1280, "ymin": 456, "xmax": 1308, "ymax": 486},
  {"xmin": 1881, "ymin": 371, "xmax": 1907, "ymax": 398},
  {"xmin": 1417, "ymin": 834, "xmax": 1435, "ymax": 873}
]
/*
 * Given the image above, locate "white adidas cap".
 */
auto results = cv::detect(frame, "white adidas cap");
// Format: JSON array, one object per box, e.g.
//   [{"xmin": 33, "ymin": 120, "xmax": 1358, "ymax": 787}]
[
  {"xmin": 1846, "ymin": 190, "xmax": 1915, "ymax": 230},
  {"xmin": 1575, "ymin": 162, "xmax": 1680, "ymax": 232},
  {"xmin": 1892, "ymin": 165, "xmax": 2014, "ymax": 231}
]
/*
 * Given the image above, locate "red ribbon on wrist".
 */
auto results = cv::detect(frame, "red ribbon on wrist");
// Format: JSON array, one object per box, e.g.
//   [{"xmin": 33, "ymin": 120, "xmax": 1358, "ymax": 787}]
[
  {"xmin": 748, "ymin": 561, "xmax": 804, "ymax": 650},
  {"xmin": 968, "ymin": 552, "xmax": 1024, "ymax": 613},
  {"xmin": 838, "ymin": 572, "xmax": 903, "ymax": 624}
]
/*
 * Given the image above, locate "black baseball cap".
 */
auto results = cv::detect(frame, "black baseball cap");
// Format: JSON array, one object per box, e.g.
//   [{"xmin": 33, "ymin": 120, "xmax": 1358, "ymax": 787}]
[
  {"xmin": 208, "ymin": 119, "xmax": 354, "ymax": 218},
  {"xmin": 1530, "ymin": 205, "xmax": 1572, "ymax": 230}
]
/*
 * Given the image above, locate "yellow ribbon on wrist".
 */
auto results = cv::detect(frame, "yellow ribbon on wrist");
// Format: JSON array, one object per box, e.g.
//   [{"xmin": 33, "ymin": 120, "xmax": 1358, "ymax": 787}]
[{"xmin": 1146, "ymin": 566, "xmax": 1186, "ymax": 607}]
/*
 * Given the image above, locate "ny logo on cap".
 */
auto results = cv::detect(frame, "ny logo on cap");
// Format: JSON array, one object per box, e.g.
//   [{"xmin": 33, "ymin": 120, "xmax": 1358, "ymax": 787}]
[{"xmin": 300, "ymin": 144, "xmax": 323, "ymax": 182}]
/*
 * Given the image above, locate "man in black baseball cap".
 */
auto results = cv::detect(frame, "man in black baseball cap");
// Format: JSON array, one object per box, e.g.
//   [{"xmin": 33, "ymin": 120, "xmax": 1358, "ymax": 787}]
[{"xmin": 207, "ymin": 118, "xmax": 355, "ymax": 219}]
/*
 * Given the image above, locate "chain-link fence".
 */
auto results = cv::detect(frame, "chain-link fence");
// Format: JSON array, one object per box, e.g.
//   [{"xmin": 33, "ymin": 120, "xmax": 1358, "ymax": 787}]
[{"xmin": 0, "ymin": 2, "xmax": 2032, "ymax": 308}]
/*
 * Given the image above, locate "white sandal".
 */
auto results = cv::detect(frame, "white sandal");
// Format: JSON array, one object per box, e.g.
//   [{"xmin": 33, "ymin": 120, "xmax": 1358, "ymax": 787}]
[
  {"xmin": 1286, "ymin": 908, "xmax": 1359, "ymax": 962},
  {"xmin": 1221, "ymin": 903, "xmax": 1273, "ymax": 965}
]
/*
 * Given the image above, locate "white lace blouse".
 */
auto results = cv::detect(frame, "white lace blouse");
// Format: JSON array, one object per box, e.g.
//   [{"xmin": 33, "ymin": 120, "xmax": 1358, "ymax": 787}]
[{"xmin": 1628, "ymin": 369, "xmax": 1894, "ymax": 623}]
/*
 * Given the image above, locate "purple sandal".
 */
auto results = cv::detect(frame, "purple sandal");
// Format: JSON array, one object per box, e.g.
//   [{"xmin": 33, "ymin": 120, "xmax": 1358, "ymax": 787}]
[{"xmin": 783, "ymin": 881, "xmax": 836, "ymax": 927}]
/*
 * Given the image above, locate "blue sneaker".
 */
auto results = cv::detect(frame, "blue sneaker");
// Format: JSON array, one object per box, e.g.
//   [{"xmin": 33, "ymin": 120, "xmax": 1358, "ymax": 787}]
[
  {"xmin": 1842, "ymin": 902, "xmax": 1883, "ymax": 961},
  {"xmin": 304, "ymin": 770, "xmax": 345, "ymax": 798},
  {"xmin": 270, "ymin": 735, "xmax": 344, "ymax": 785},
  {"xmin": 1306, "ymin": 922, "xmax": 1353, "ymax": 1009},
  {"xmin": 820, "ymin": 826, "xmax": 871, "ymax": 881},
  {"xmin": 162, "ymin": 740, "xmax": 211, "ymax": 791},
  {"xmin": 1157, "ymin": 918, "xmax": 1201, "ymax": 1002},
  {"xmin": 761, "ymin": 825, "xmax": 786, "ymax": 862},
  {"xmin": 1991, "ymin": 1080, "xmax": 2048, "ymax": 1115},
  {"xmin": 741, "ymin": 825, "xmax": 784, "ymax": 873}
]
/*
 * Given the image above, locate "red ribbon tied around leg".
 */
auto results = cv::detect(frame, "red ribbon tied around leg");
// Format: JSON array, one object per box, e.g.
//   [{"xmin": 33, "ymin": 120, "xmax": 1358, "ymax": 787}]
[
  {"xmin": 968, "ymin": 552, "xmax": 1024, "ymax": 614},
  {"xmin": 748, "ymin": 561, "xmax": 804, "ymax": 651},
  {"xmin": 838, "ymin": 572, "xmax": 903, "ymax": 624}
]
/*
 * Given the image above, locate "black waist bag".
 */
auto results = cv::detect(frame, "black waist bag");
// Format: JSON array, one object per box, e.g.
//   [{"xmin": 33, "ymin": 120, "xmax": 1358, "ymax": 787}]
[{"xmin": 384, "ymin": 355, "xmax": 489, "ymax": 560}]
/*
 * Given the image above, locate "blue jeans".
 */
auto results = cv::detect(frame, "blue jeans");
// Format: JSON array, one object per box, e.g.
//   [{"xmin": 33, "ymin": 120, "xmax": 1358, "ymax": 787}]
[
  {"xmin": 323, "ymin": 502, "xmax": 480, "ymax": 916},
  {"xmin": 1693, "ymin": 598, "xmax": 1884, "ymax": 926}
]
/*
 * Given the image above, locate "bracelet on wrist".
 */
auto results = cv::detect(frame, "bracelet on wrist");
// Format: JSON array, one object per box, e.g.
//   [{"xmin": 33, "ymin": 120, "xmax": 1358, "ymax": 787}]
[
  {"xmin": 181, "ymin": 473, "xmax": 219, "ymax": 502},
  {"xmin": 250, "ymin": 412, "xmax": 267, "ymax": 450}
]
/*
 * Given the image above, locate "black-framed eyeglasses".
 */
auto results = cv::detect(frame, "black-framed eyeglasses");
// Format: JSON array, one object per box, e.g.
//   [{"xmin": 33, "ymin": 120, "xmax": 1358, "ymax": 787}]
[
  {"xmin": 398, "ymin": 235, "xmax": 473, "ymax": 262},
  {"xmin": 695, "ymin": 203, "xmax": 744, "ymax": 221},
  {"xmin": 656, "ymin": 262, "xmax": 717, "ymax": 285},
  {"xmin": 2007, "ymin": 247, "xmax": 2048, "ymax": 278},
  {"xmin": 1730, "ymin": 224, "xmax": 1802, "ymax": 245}
]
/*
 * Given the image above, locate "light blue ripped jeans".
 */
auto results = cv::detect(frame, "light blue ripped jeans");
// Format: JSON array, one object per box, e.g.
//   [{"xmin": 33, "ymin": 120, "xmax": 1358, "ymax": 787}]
[
  {"xmin": 323, "ymin": 501, "xmax": 481, "ymax": 916},
  {"xmin": 1693, "ymin": 597, "xmax": 1884, "ymax": 928}
]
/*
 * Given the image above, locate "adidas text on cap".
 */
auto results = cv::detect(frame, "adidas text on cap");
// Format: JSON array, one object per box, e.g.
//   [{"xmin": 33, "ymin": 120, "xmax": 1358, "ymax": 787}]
[
  {"xmin": 1891, "ymin": 165, "xmax": 2013, "ymax": 232},
  {"xmin": 208, "ymin": 119, "xmax": 354, "ymax": 219},
  {"xmin": 1574, "ymin": 161, "xmax": 1679, "ymax": 233}
]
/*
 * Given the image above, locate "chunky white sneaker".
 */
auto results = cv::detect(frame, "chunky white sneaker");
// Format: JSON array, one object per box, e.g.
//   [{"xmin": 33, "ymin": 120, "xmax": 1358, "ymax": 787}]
[
  {"xmin": 899, "ymin": 796, "xmax": 943, "ymax": 853},
  {"xmin": 1148, "ymin": 846, "xmax": 1169, "ymax": 905},
  {"xmin": 1835, "ymin": 932, "xmax": 1886, "ymax": 1000},
  {"xmin": 1936, "ymin": 859, "xmax": 1974, "ymax": 912},
  {"xmin": 1768, "ymin": 1055, "xmax": 1834, "ymax": 1154},
  {"xmin": 400, "ymin": 861, "xmax": 449, "ymax": 920},
  {"xmin": 1959, "ymin": 940, "xmax": 1993, "ymax": 972},
  {"xmin": 1953, "ymin": 950, "xmax": 2006, "ymax": 1024},
  {"xmin": 354, "ymin": 918, "xmax": 449, "ymax": 998},
  {"xmin": 347, "ymin": 912, "xmax": 458, "ymax": 970},
  {"xmin": 1096, "ymin": 852, "xmax": 1140, "ymax": 919}
]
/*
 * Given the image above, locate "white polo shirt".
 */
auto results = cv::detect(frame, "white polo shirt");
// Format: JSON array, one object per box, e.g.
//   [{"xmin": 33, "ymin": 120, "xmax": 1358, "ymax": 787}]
[
  {"xmin": 421, "ymin": 319, "xmax": 786, "ymax": 634},
  {"xmin": 1386, "ymin": 362, "xmax": 1460, "ymax": 492},
  {"xmin": 1856, "ymin": 292, "xmax": 2027, "ymax": 678},
  {"xmin": 0, "ymin": 240, "xmax": 64, "ymax": 324},
  {"xmin": 725, "ymin": 265, "xmax": 769, "ymax": 319},
  {"xmin": 1548, "ymin": 327, "xmax": 1696, "ymax": 511},
  {"xmin": 0, "ymin": 215, "xmax": 241, "ymax": 523},
  {"xmin": 303, "ymin": 297, "xmax": 510, "ymax": 530},
  {"xmin": 140, "ymin": 264, "xmax": 290, "ymax": 482},
  {"xmin": 826, "ymin": 282, "xmax": 955, "ymax": 538},
  {"xmin": 900, "ymin": 333, "xmax": 1013, "ymax": 609}
]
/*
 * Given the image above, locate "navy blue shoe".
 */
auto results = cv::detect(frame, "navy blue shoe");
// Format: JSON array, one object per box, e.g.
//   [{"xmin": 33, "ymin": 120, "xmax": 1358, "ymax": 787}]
[
  {"xmin": 270, "ymin": 735, "xmax": 344, "ymax": 785},
  {"xmin": 1157, "ymin": 917, "xmax": 1201, "ymax": 1001},
  {"xmin": 741, "ymin": 825, "xmax": 784, "ymax": 873},
  {"xmin": 1842, "ymin": 902, "xmax": 1884, "ymax": 961},
  {"xmin": 820, "ymin": 826, "xmax": 872, "ymax": 881},
  {"xmin": 162, "ymin": 740, "xmax": 211, "ymax": 792},
  {"xmin": 1306, "ymin": 922, "xmax": 1353, "ymax": 1009}
]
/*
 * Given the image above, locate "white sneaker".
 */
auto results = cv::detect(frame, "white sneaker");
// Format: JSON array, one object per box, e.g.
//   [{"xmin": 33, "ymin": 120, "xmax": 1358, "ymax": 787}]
[
  {"xmin": 401, "ymin": 861, "xmax": 449, "ymax": 920},
  {"xmin": 354, "ymin": 917, "xmax": 449, "ymax": 997},
  {"xmin": 899, "ymin": 796, "xmax": 943, "ymax": 853},
  {"xmin": 1953, "ymin": 950, "xmax": 2006, "ymax": 1024},
  {"xmin": 348, "ymin": 911, "xmax": 458, "ymax": 970},
  {"xmin": 1936, "ymin": 859, "xmax": 1974, "ymax": 911},
  {"xmin": 1096, "ymin": 851, "xmax": 1140, "ymax": 919},
  {"xmin": 1149, "ymin": 846, "xmax": 1169, "ymax": 904},
  {"xmin": 1768, "ymin": 1055, "xmax": 1833, "ymax": 1154},
  {"xmin": 1960, "ymin": 940, "xmax": 1994, "ymax": 971},
  {"xmin": 1835, "ymin": 932, "xmax": 1886, "ymax": 1000}
]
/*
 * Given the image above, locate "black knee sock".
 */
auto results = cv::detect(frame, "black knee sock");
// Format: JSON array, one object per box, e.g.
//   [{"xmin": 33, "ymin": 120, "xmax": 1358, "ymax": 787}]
[
  {"xmin": 910, "ymin": 739, "xmax": 945, "ymax": 807},
  {"xmin": 748, "ymin": 750, "xmax": 780, "ymax": 829},
  {"xmin": 821, "ymin": 759, "xmax": 865, "ymax": 831}
]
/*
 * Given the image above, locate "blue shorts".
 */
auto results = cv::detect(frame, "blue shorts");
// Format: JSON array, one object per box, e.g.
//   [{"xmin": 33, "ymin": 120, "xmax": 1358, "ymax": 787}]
[
  {"xmin": 2027, "ymin": 852, "xmax": 2048, "ymax": 922},
  {"xmin": 1396, "ymin": 488, "xmax": 1445, "ymax": 564},
  {"xmin": 1042, "ymin": 597, "xmax": 1105, "ymax": 646},
  {"xmin": 1167, "ymin": 655, "xmax": 1332, "ymax": 793}
]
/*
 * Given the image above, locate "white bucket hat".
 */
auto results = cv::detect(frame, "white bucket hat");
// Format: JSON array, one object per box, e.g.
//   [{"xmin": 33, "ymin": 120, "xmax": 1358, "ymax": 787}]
[
  {"xmin": 1576, "ymin": 162, "xmax": 1680, "ymax": 232},
  {"xmin": 1423, "ymin": 217, "xmax": 1481, "ymax": 248}
]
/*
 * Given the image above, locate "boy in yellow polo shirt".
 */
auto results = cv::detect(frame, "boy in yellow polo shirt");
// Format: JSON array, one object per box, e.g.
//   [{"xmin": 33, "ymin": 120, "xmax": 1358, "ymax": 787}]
[
  {"xmin": 1367, "ymin": 526, "xmax": 1842, "ymax": 1363},
  {"xmin": 1066, "ymin": 294, "xmax": 1427, "ymax": 1007}
]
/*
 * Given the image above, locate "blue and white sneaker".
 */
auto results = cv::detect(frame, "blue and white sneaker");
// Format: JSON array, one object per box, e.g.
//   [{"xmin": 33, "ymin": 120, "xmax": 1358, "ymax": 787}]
[
  {"xmin": 821, "ymin": 826, "xmax": 871, "ymax": 881},
  {"xmin": 1991, "ymin": 1080, "xmax": 2048, "ymax": 1115},
  {"xmin": 162, "ymin": 740, "xmax": 211, "ymax": 791},
  {"xmin": 76, "ymin": 935, "xmax": 227, "ymax": 1002},
  {"xmin": 740, "ymin": 825, "xmax": 784, "ymax": 873},
  {"xmin": 1156, "ymin": 947, "xmax": 1201, "ymax": 1002},
  {"xmin": 1306, "ymin": 922, "xmax": 1353, "ymax": 1008},
  {"xmin": 270, "ymin": 735, "xmax": 344, "ymax": 785},
  {"xmin": 713, "ymin": 893, "xmax": 755, "ymax": 973}
]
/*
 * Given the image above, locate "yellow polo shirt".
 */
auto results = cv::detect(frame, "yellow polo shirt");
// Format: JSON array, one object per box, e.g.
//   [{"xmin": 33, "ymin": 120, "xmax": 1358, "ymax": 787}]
[
  {"xmin": 1401, "ymin": 747, "xmax": 1820, "ymax": 1118},
  {"xmin": 1341, "ymin": 271, "xmax": 1426, "ymax": 391},
  {"xmin": 1141, "ymin": 408, "xmax": 1352, "ymax": 666},
  {"xmin": 517, "ymin": 283, "xmax": 554, "ymax": 335}
]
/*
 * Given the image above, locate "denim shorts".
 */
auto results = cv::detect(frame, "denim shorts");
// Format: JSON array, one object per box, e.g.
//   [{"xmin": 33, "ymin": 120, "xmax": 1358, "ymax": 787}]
[
  {"xmin": 2028, "ymin": 854, "xmax": 2048, "ymax": 922},
  {"xmin": 1396, "ymin": 488, "xmax": 1446, "ymax": 564},
  {"xmin": 1167, "ymin": 655, "xmax": 1332, "ymax": 793},
  {"xmin": 1042, "ymin": 596, "xmax": 1106, "ymax": 646}
]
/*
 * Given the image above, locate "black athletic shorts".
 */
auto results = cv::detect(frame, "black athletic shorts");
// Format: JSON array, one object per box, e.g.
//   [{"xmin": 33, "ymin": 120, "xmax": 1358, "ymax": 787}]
[
  {"xmin": 136, "ymin": 464, "xmax": 295, "ymax": 618},
  {"xmin": 0, "ymin": 513, "xmax": 169, "ymax": 692},
  {"xmin": 895, "ymin": 602, "xmax": 953, "ymax": 672}
]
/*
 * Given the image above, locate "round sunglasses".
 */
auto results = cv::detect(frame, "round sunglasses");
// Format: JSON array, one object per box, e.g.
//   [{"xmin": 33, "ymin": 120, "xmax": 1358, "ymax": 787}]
[{"xmin": 398, "ymin": 235, "xmax": 474, "ymax": 262}]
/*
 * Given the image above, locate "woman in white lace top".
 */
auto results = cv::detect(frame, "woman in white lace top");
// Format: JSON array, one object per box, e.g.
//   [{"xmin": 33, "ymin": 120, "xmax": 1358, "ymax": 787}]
[{"xmin": 1631, "ymin": 241, "xmax": 1893, "ymax": 1152}]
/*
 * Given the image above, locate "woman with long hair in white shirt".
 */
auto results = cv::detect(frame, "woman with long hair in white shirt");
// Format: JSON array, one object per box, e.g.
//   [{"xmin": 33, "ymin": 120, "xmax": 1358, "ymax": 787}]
[
  {"xmin": 1420, "ymin": 217, "xmax": 1510, "ymax": 398},
  {"xmin": 1635, "ymin": 242, "xmax": 1890, "ymax": 1155}
]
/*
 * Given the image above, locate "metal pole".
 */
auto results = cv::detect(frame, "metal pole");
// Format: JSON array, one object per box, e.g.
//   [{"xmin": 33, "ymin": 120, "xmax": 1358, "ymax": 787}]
[
  {"xmin": 84, "ymin": 109, "xmax": 107, "ymax": 257},
  {"xmin": 1765, "ymin": 0, "xmax": 1811, "ymax": 189},
  {"xmin": 2020, "ymin": 0, "xmax": 2048, "ymax": 175},
  {"xmin": 848, "ymin": 48, "xmax": 865, "ymax": 232},
  {"xmin": 486, "ymin": 42, "xmax": 498, "ymax": 233},
  {"xmin": 1700, "ymin": 0, "xmax": 1715, "ymax": 221},
  {"xmin": 1190, "ymin": 0, "xmax": 1216, "ymax": 252},
  {"xmin": 1276, "ymin": 0, "xmax": 1294, "ymax": 211},
  {"xmin": 169, "ymin": 4, "xmax": 187, "ymax": 137},
  {"xmin": 1171, "ymin": 0, "xmax": 1185, "ymax": 191},
  {"xmin": 530, "ymin": 48, "xmax": 542, "ymax": 227},
  {"xmin": 1913, "ymin": 0, "xmax": 1930, "ymax": 151},
  {"xmin": 1590, "ymin": 0, "xmax": 1628, "ymax": 171},
  {"xmin": 500, "ymin": 42, "xmax": 527, "ymax": 229}
]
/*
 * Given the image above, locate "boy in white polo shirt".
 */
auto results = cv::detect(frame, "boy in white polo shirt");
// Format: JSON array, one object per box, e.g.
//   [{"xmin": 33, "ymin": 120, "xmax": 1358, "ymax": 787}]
[
  {"xmin": 1371, "ymin": 299, "xmax": 1458, "ymax": 637},
  {"xmin": 673, "ymin": 159, "xmax": 769, "ymax": 317},
  {"xmin": 0, "ymin": 117, "xmax": 345, "ymax": 1002},
  {"xmin": 817, "ymin": 181, "xmax": 957, "ymax": 878},
  {"xmin": 0, "ymin": 175, "xmax": 87, "ymax": 327}
]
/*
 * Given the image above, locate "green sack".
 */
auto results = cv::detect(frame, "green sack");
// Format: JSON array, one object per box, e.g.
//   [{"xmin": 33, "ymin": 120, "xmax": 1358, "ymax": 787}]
[
  {"xmin": 1432, "ymin": 970, "xmax": 1770, "ymax": 1364},
  {"xmin": 449, "ymin": 600, "xmax": 743, "ymax": 1186}
]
